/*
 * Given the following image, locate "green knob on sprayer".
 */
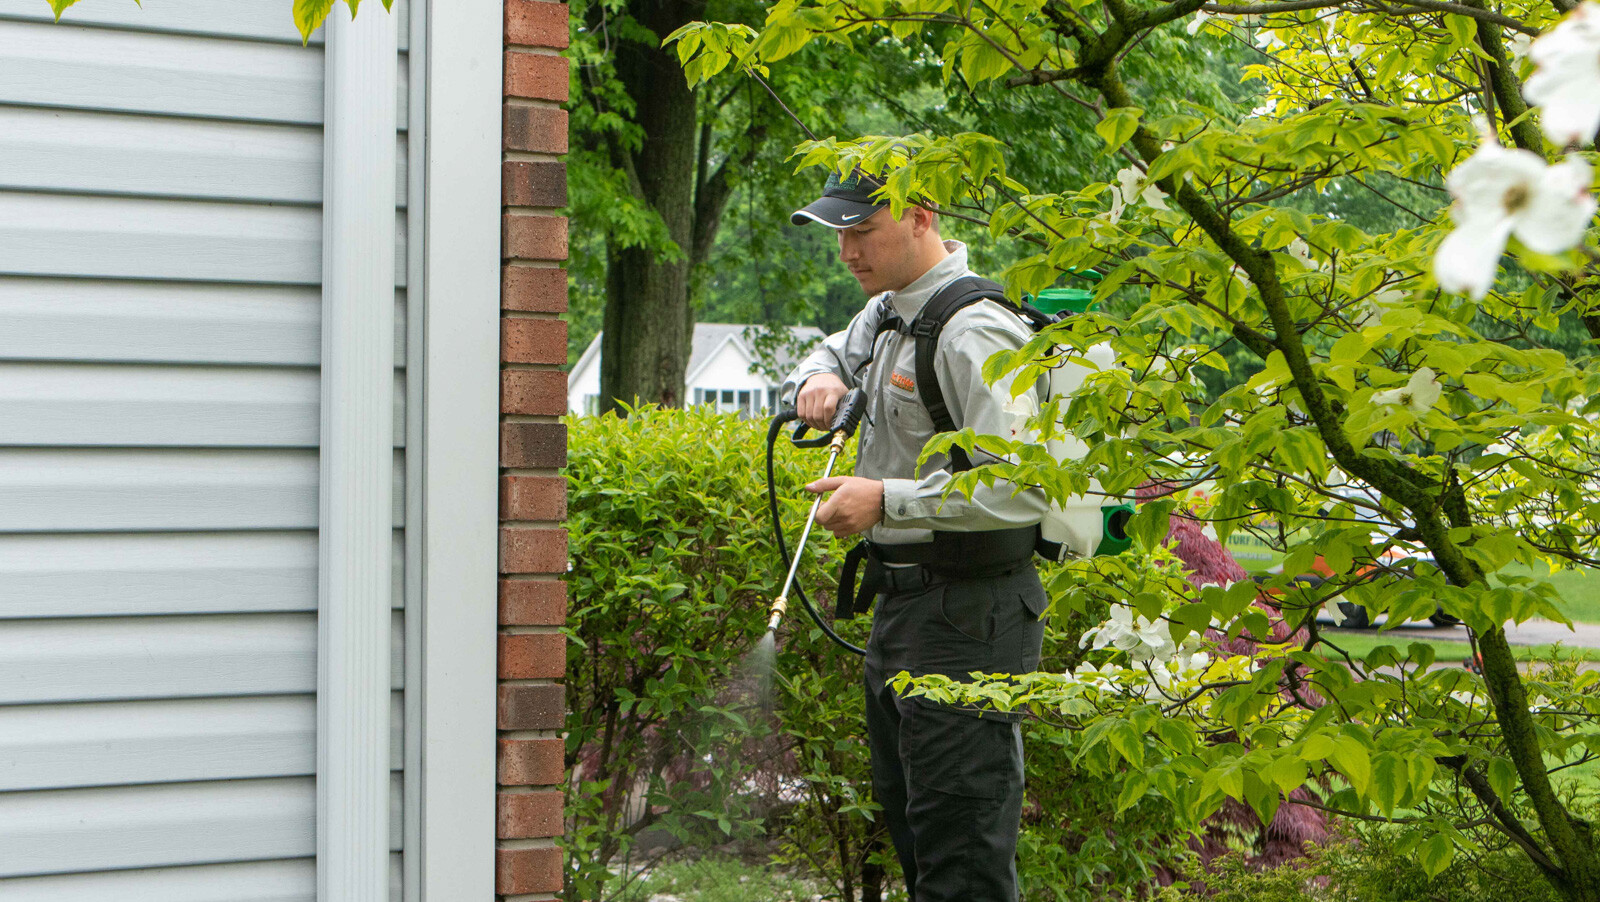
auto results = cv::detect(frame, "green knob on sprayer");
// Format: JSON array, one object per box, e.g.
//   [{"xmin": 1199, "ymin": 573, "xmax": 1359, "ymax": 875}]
[{"xmin": 1096, "ymin": 503, "xmax": 1136, "ymax": 557}]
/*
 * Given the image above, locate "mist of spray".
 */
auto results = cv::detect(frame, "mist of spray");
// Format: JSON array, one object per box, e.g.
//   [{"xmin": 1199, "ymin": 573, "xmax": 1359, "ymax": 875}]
[{"xmin": 748, "ymin": 630, "xmax": 778, "ymax": 713}]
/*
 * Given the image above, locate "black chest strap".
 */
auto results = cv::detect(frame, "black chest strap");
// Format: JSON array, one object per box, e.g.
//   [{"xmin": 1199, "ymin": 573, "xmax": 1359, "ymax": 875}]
[{"xmin": 874, "ymin": 276, "xmax": 1014, "ymax": 471}]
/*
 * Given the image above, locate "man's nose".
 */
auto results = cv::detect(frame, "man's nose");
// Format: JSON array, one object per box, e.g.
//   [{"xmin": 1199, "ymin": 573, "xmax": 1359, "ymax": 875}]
[{"xmin": 838, "ymin": 235, "xmax": 857, "ymax": 262}]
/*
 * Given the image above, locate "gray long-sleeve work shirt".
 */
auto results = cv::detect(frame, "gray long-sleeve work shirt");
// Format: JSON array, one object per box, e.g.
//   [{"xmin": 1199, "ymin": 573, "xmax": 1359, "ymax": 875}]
[{"xmin": 782, "ymin": 241, "xmax": 1049, "ymax": 547}]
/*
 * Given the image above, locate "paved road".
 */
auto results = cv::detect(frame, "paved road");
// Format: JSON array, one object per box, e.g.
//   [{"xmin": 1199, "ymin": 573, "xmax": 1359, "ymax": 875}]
[{"xmin": 1324, "ymin": 617, "xmax": 1600, "ymax": 648}]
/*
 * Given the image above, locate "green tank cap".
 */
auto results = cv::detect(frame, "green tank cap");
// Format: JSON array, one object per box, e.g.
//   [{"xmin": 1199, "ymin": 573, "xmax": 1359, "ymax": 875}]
[
  {"xmin": 1096, "ymin": 503, "xmax": 1136, "ymax": 557},
  {"xmin": 1031, "ymin": 288, "xmax": 1095, "ymax": 315},
  {"xmin": 1025, "ymin": 269, "xmax": 1104, "ymax": 315}
]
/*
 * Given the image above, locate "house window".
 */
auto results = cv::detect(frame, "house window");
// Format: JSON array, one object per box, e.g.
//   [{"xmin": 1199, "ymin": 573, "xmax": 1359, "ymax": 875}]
[{"xmin": 692, "ymin": 387, "xmax": 765, "ymax": 418}]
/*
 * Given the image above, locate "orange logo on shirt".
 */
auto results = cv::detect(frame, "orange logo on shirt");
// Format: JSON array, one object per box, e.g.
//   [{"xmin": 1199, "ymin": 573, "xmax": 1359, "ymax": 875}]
[{"xmin": 889, "ymin": 372, "xmax": 915, "ymax": 392}]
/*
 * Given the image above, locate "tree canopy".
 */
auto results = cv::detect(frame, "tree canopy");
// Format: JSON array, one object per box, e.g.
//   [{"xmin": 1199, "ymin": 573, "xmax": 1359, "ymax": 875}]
[{"xmin": 673, "ymin": 0, "xmax": 1600, "ymax": 897}]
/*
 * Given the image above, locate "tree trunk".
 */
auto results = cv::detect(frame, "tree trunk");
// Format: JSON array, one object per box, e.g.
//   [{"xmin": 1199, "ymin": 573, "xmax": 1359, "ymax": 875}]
[
  {"xmin": 601, "ymin": 242, "xmax": 692, "ymax": 411},
  {"xmin": 596, "ymin": 0, "xmax": 704, "ymax": 414},
  {"xmin": 859, "ymin": 854, "xmax": 884, "ymax": 902}
]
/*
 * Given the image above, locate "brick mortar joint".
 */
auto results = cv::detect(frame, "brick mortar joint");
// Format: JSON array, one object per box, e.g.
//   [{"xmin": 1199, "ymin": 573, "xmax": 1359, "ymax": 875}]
[
  {"xmin": 500, "ymin": 730, "xmax": 566, "ymax": 739},
  {"xmin": 497, "ymin": 838, "xmax": 561, "ymax": 850},
  {"xmin": 501, "ymin": 626, "xmax": 567, "ymax": 635},
  {"xmin": 505, "ymin": 46, "xmax": 566, "ymax": 56},
  {"xmin": 499, "ymin": 785, "xmax": 564, "ymax": 795},
  {"xmin": 504, "ymin": 152, "xmax": 567, "ymax": 164},
  {"xmin": 503, "ymin": 97, "xmax": 567, "ymax": 110}
]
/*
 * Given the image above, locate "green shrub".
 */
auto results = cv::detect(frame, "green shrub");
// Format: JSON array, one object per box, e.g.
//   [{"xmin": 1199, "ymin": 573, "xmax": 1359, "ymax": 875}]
[
  {"xmin": 1153, "ymin": 817, "xmax": 1579, "ymax": 902},
  {"xmin": 562, "ymin": 406, "xmax": 885, "ymax": 901},
  {"xmin": 617, "ymin": 855, "xmax": 821, "ymax": 902}
]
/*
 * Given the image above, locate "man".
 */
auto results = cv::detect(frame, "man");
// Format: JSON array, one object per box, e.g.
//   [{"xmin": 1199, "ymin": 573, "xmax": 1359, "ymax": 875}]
[{"xmin": 783, "ymin": 169, "xmax": 1050, "ymax": 902}]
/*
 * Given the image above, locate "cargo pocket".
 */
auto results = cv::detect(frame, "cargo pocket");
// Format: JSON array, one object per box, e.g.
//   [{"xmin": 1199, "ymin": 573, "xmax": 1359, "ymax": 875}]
[{"xmin": 903, "ymin": 700, "xmax": 1020, "ymax": 800}]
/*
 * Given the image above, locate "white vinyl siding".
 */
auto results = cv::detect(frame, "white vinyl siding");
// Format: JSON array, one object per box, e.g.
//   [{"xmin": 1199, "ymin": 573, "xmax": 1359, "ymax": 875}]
[{"xmin": 0, "ymin": 3, "xmax": 412, "ymax": 898}]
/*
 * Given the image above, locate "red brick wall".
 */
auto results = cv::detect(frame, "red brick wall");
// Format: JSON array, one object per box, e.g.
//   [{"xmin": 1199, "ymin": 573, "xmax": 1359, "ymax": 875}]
[{"xmin": 498, "ymin": 0, "xmax": 570, "ymax": 898}]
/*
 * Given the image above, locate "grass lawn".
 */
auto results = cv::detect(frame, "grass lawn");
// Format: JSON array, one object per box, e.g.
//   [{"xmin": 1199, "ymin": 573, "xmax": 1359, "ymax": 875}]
[
  {"xmin": 1497, "ymin": 564, "xmax": 1600, "ymax": 624},
  {"xmin": 1318, "ymin": 629, "xmax": 1600, "ymax": 663}
]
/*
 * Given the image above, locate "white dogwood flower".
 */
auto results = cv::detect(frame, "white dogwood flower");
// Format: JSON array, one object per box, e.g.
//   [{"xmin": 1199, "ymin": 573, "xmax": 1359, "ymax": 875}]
[
  {"xmin": 1256, "ymin": 29, "xmax": 1284, "ymax": 51},
  {"xmin": 1433, "ymin": 130, "xmax": 1596, "ymax": 299},
  {"xmin": 1353, "ymin": 287, "xmax": 1405, "ymax": 326},
  {"xmin": 1187, "ymin": 10, "xmax": 1211, "ymax": 35},
  {"xmin": 1324, "ymin": 597, "xmax": 1350, "ymax": 627},
  {"xmin": 1081, "ymin": 606, "xmax": 1183, "ymax": 664},
  {"xmin": 1524, "ymin": 2, "xmax": 1600, "ymax": 148},
  {"xmin": 1108, "ymin": 167, "xmax": 1171, "ymax": 223},
  {"xmin": 1001, "ymin": 395, "xmax": 1037, "ymax": 441},
  {"xmin": 1121, "ymin": 167, "xmax": 1170, "ymax": 209},
  {"xmin": 1372, "ymin": 367, "xmax": 1441, "ymax": 414},
  {"xmin": 1506, "ymin": 32, "xmax": 1533, "ymax": 65},
  {"xmin": 1286, "ymin": 237, "xmax": 1317, "ymax": 269}
]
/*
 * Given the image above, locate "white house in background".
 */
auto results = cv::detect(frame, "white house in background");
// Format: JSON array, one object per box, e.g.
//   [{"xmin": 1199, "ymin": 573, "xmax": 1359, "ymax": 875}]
[{"xmin": 569, "ymin": 323, "xmax": 826, "ymax": 415}]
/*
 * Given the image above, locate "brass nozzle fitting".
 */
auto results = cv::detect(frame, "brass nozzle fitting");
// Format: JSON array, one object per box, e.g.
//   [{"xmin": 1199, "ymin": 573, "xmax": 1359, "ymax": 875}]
[{"xmin": 766, "ymin": 595, "xmax": 788, "ymax": 632}]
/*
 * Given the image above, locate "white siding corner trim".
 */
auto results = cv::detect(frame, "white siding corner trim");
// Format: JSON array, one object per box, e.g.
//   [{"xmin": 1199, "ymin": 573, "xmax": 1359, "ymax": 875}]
[
  {"xmin": 319, "ymin": 9, "xmax": 399, "ymax": 902},
  {"xmin": 412, "ymin": 1, "xmax": 503, "ymax": 900}
]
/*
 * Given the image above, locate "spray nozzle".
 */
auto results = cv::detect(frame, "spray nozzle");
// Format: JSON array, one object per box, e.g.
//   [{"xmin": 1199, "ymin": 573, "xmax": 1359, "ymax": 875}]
[{"xmin": 829, "ymin": 389, "xmax": 868, "ymax": 439}]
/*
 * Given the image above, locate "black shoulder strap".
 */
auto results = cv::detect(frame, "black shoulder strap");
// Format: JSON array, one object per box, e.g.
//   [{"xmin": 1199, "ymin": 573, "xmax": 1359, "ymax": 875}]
[{"xmin": 909, "ymin": 276, "xmax": 1010, "ymax": 469}]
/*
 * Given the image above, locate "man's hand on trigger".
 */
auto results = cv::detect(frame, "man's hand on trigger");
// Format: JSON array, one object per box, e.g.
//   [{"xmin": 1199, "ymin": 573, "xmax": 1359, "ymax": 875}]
[
  {"xmin": 807, "ymin": 476, "xmax": 884, "ymax": 538},
  {"xmin": 796, "ymin": 373, "xmax": 849, "ymax": 431}
]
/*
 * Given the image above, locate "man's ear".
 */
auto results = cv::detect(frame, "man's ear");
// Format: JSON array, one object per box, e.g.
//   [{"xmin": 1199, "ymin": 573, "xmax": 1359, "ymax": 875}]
[{"xmin": 910, "ymin": 205, "xmax": 936, "ymax": 237}]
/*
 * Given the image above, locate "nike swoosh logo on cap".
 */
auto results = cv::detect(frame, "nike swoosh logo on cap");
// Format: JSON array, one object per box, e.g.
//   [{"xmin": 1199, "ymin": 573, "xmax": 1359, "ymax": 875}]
[{"xmin": 840, "ymin": 213, "xmax": 862, "ymax": 221}]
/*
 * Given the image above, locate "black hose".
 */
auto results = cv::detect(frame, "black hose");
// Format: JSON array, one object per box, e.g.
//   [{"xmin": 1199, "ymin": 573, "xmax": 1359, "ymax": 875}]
[{"xmin": 766, "ymin": 411, "xmax": 868, "ymax": 657}]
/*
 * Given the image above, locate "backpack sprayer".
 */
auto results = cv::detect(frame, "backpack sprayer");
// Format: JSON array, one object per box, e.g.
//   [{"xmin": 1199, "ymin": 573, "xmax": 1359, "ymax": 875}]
[{"xmin": 1026, "ymin": 285, "xmax": 1137, "ymax": 563}]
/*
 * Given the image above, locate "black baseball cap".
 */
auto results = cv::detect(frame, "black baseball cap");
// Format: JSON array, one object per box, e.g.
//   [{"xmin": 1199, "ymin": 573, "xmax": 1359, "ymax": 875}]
[{"xmin": 791, "ymin": 169, "xmax": 889, "ymax": 228}]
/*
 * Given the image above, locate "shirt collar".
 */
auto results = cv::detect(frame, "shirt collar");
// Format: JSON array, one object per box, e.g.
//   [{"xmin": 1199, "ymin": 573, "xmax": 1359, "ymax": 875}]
[{"xmin": 888, "ymin": 240, "xmax": 968, "ymax": 321}]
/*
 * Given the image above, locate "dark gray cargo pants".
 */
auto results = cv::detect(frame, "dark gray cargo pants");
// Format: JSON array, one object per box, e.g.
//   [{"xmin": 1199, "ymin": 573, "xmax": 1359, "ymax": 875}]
[{"xmin": 863, "ymin": 562, "xmax": 1048, "ymax": 902}]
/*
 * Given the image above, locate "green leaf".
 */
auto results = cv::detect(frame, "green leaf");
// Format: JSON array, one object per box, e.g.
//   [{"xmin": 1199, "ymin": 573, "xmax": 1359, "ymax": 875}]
[
  {"xmin": 1094, "ymin": 108, "xmax": 1142, "ymax": 155},
  {"xmin": 1263, "ymin": 753, "xmax": 1308, "ymax": 794},
  {"xmin": 1487, "ymin": 757, "xmax": 1518, "ymax": 803},
  {"xmin": 1128, "ymin": 498, "xmax": 1176, "ymax": 553},
  {"xmin": 1169, "ymin": 602, "xmax": 1212, "ymax": 644},
  {"xmin": 1116, "ymin": 771, "xmax": 1151, "ymax": 813},
  {"xmin": 1418, "ymin": 832, "xmax": 1456, "ymax": 878},
  {"xmin": 1329, "ymin": 734, "xmax": 1371, "ymax": 796},
  {"xmin": 48, "ymin": 0, "xmax": 80, "ymax": 19},
  {"xmin": 294, "ymin": 0, "xmax": 337, "ymax": 43}
]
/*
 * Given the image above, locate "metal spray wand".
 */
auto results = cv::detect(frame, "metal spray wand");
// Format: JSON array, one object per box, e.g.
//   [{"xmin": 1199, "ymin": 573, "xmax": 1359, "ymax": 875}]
[{"xmin": 767, "ymin": 389, "xmax": 868, "ymax": 633}]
